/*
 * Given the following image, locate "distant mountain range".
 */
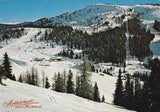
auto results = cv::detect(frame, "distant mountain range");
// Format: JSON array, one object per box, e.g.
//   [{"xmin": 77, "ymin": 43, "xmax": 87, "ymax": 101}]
[{"xmin": 1, "ymin": 4, "xmax": 160, "ymax": 31}]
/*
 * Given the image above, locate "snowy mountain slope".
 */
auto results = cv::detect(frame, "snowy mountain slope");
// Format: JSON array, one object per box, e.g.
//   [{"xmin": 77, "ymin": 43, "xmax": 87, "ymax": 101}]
[
  {"xmin": 0, "ymin": 22, "xmax": 32, "ymax": 29},
  {"xmin": 0, "ymin": 28, "xmax": 118, "ymax": 103},
  {"xmin": 125, "ymin": 4, "xmax": 160, "ymax": 59},
  {"xmin": 0, "ymin": 28, "xmax": 150, "ymax": 104},
  {"xmin": 20, "ymin": 4, "xmax": 158, "ymax": 34},
  {"xmin": 132, "ymin": 5, "xmax": 160, "ymax": 20},
  {"xmin": 0, "ymin": 79, "xmax": 135, "ymax": 112},
  {"xmin": 33, "ymin": 4, "xmax": 120, "ymax": 26},
  {"xmin": 133, "ymin": 5, "xmax": 160, "ymax": 58},
  {"xmin": 30, "ymin": 4, "xmax": 132, "ymax": 33},
  {"xmin": 1, "ymin": 4, "xmax": 160, "ymax": 33}
]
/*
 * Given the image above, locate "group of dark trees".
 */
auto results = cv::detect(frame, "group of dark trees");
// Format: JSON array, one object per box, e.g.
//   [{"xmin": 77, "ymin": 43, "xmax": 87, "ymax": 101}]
[
  {"xmin": 114, "ymin": 58, "xmax": 160, "ymax": 112},
  {"xmin": 52, "ymin": 56, "xmax": 104, "ymax": 102},
  {"xmin": 58, "ymin": 49, "xmax": 76, "ymax": 59},
  {"xmin": 42, "ymin": 25, "xmax": 126, "ymax": 65},
  {"xmin": 41, "ymin": 17, "xmax": 155, "ymax": 66},
  {"xmin": 153, "ymin": 20, "xmax": 160, "ymax": 31},
  {"xmin": 18, "ymin": 56, "xmax": 105, "ymax": 102},
  {"xmin": 0, "ymin": 52, "xmax": 15, "ymax": 85},
  {"xmin": 0, "ymin": 28, "xmax": 25, "ymax": 42},
  {"xmin": 143, "ymin": 3, "xmax": 160, "ymax": 6},
  {"xmin": 127, "ymin": 18, "xmax": 155, "ymax": 60},
  {"xmin": 18, "ymin": 67, "xmax": 40, "ymax": 86},
  {"xmin": 18, "ymin": 68, "xmax": 51, "ymax": 90},
  {"xmin": 85, "ymin": 27, "xmax": 126, "ymax": 64}
]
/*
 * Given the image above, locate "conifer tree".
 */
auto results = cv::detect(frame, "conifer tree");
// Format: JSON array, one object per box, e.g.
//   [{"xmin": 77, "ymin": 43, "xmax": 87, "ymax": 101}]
[
  {"xmin": 147, "ymin": 58, "xmax": 160, "ymax": 112},
  {"xmin": 133, "ymin": 73, "xmax": 142, "ymax": 110},
  {"xmin": 79, "ymin": 56, "xmax": 93, "ymax": 100},
  {"xmin": 75, "ymin": 75, "xmax": 81, "ymax": 96},
  {"xmin": 91, "ymin": 65, "xmax": 95, "ymax": 72},
  {"xmin": 93, "ymin": 82, "xmax": 100, "ymax": 102},
  {"xmin": 42, "ymin": 70, "xmax": 45, "ymax": 88},
  {"xmin": 79, "ymin": 56, "xmax": 92, "ymax": 81},
  {"xmin": 2, "ymin": 52, "xmax": 12, "ymax": 79},
  {"xmin": 31, "ymin": 67, "xmax": 35, "ymax": 85},
  {"xmin": 55, "ymin": 72, "xmax": 64, "ymax": 92},
  {"xmin": 67, "ymin": 70, "xmax": 74, "ymax": 93},
  {"xmin": 51, "ymin": 82, "xmax": 55, "ymax": 90},
  {"xmin": 113, "ymin": 69, "xmax": 123, "ymax": 106},
  {"xmin": 0, "ymin": 65, "xmax": 7, "ymax": 85},
  {"xmin": 18, "ymin": 75, "xmax": 23, "ymax": 82},
  {"xmin": 45, "ymin": 76, "xmax": 50, "ymax": 89},
  {"xmin": 12, "ymin": 74, "xmax": 16, "ymax": 81},
  {"xmin": 102, "ymin": 95, "xmax": 105, "ymax": 102},
  {"xmin": 26, "ymin": 71, "xmax": 32, "ymax": 84},
  {"xmin": 80, "ymin": 81, "xmax": 93, "ymax": 100},
  {"xmin": 69, "ymin": 49, "xmax": 74, "ymax": 59},
  {"xmin": 62, "ymin": 70, "xmax": 67, "ymax": 92},
  {"xmin": 129, "ymin": 80, "xmax": 134, "ymax": 109},
  {"xmin": 34, "ymin": 68, "xmax": 39, "ymax": 87},
  {"xmin": 153, "ymin": 20, "xmax": 160, "ymax": 31},
  {"xmin": 123, "ymin": 74, "xmax": 134, "ymax": 109},
  {"xmin": 141, "ymin": 77, "xmax": 150, "ymax": 112}
]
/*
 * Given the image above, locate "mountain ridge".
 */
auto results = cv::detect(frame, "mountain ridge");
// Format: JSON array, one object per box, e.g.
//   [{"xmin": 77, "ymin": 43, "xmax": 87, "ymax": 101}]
[{"xmin": 1, "ymin": 4, "xmax": 160, "ymax": 31}]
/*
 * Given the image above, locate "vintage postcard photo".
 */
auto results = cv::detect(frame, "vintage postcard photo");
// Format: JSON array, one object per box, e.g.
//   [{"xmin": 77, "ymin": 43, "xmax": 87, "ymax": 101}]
[{"xmin": 0, "ymin": 0, "xmax": 160, "ymax": 112}]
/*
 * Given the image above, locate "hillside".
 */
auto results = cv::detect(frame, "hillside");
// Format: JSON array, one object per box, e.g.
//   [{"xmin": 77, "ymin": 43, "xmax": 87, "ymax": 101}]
[
  {"xmin": 29, "ymin": 4, "xmax": 160, "ymax": 33},
  {"xmin": 0, "ymin": 79, "xmax": 135, "ymax": 112},
  {"xmin": 0, "ymin": 3, "xmax": 160, "ymax": 112},
  {"xmin": 0, "ymin": 27, "xmax": 151, "ymax": 102}
]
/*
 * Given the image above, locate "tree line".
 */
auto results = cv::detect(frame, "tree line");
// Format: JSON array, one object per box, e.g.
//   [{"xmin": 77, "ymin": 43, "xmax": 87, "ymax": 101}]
[
  {"xmin": 127, "ymin": 18, "xmax": 155, "ymax": 60},
  {"xmin": 18, "ymin": 56, "xmax": 105, "ymax": 102},
  {"xmin": 114, "ymin": 58, "xmax": 160, "ymax": 112},
  {"xmin": 40, "ymin": 17, "xmax": 155, "ymax": 65},
  {"xmin": 0, "ymin": 28, "xmax": 25, "ymax": 42},
  {"xmin": 41, "ymin": 25, "xmax": 126, "ymax": 65},
  {"xmin": 0, "ymin": 53, "xmax": 105, "ymax": 102}
]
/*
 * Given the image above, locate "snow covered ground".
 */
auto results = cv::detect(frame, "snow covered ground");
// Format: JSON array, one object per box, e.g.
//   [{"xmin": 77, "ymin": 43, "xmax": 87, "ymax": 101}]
[
  {"xmin": 0, "ymin": 28, "xmax": 118, "ymax": 104},
  {"xmin": 0, "ymin": 79, "xmax": 135, "ymax": 112},
  {"xmin": 0, "ymin": 28, "xmax": 150, "ymax": 103}
]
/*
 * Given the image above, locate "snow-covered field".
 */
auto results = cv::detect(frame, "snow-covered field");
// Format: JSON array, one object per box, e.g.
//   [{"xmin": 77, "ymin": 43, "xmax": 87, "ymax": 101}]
[{"xmin": 0, "ymin": 79, "xmax": 135, "ymax": 112}]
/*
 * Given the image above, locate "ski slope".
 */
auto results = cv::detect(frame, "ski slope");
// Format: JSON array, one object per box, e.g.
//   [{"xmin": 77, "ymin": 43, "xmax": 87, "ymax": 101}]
[{"xmin": 0, "ymin": 79, "xmax": 135, "ymax": 112}]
